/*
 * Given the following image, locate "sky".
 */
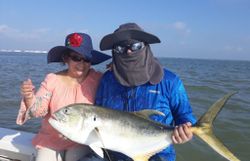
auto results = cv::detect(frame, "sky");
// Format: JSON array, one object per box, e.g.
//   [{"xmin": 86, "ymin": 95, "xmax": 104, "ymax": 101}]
[{"xmin": 0, "ymin": 0, "xmax": 250, "ymax": 60}]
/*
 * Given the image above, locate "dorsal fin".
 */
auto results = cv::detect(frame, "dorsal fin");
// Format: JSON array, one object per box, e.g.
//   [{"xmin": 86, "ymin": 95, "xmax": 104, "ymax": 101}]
[{"xmin": 133, "ymin": 109, "xmax": 165, "ymax": 120}]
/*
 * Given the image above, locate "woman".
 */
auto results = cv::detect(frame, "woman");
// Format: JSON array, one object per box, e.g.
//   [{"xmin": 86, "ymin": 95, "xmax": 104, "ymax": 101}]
[{"xmin": 16, "ymin": 32, "xmax": 111, "ymax": 161}]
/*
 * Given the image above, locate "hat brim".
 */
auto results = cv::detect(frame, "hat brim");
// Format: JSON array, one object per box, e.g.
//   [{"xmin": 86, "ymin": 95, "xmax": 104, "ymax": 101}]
[
  {"xmin": 90, "ymin": 50, "xmax": 112, "ymax": 65},
  {"xmin": 100, "ymin": 30, "xmax": 161, "ymax": 51},
  {"xmin": 47, "ymin": 46, "xmax": 111, "ymax": 65}
]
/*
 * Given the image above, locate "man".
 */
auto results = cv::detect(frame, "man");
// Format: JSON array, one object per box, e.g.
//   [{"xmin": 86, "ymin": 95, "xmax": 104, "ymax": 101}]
[{"xmin": 95, "ymin": 23, "xmax": 196, "ymax": 161}]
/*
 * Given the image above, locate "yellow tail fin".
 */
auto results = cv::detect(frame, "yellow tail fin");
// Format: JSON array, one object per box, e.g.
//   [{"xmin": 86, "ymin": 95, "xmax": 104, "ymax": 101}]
[{"xmin": 191, "ymin": 92, "xmax": 240, "ymax": 161}]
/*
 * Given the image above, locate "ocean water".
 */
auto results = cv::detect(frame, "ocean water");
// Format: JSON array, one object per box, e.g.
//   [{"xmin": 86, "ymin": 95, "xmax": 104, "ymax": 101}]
[{"xmin": 0, "ymin": 52, "xmax": 249, "ymax": 161}]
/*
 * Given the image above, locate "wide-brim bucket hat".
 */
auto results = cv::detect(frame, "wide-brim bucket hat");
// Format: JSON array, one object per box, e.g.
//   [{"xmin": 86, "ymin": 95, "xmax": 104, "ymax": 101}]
[
  {"xmin": 100, "ymin": 23, "xmax": 161, "ymax": 51},
  {"xmin": 47, "ymin": 33, "xmax": 111, "ymax": 65}
]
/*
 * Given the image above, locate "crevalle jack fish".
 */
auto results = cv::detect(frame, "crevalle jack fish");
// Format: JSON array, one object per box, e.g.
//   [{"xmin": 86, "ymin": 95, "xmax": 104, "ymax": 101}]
[{"xmin": 48, "ymin": 92, "xmax": 240, "ymax": 161}]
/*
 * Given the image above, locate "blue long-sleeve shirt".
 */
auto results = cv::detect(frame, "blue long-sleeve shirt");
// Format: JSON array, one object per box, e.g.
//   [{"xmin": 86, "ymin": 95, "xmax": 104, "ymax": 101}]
[{"xmin": 95, "ymin": 68, "xmax": 196, "ymax": 161}]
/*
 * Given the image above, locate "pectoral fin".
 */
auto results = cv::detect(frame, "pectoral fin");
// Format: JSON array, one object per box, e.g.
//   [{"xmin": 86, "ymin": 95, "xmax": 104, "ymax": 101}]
[
  {"xmin": 85, "ymin": 128, "xmax": 104, "ymax": 158},
  {"xmin": 89, "ymin": 145, "xmax": 104, "ymax": 158},
  {"xmin": 92, "ymin": 127, "xmax": 113, "ymax": 161}
]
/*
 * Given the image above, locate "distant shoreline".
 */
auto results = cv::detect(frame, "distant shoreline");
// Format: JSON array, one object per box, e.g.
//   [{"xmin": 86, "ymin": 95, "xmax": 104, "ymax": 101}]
[
  {"xmin": 0, "ymin": 50, "xmax": 47, "ymax": 54},
  {"xmin": 1, "ymin": 51, "xmax": 249, "ymax": 62},
  {"xmin": 157, "ymin": 56, "xmax": 250, "ymax": 62}
]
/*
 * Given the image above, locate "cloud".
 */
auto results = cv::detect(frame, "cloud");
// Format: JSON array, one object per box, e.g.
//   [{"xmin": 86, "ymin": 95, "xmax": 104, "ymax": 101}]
[
  {"xmin": 0, "ymin": 25, "xmax": 9, "ymax": 32},
  {"xmin": 224, "ymin": 45, "xmax": 244, "ymax": 52},
  {"xmin": 171, "ymin": 21, "xmax": 191, "ymax": 35},
  {"xmin": 0, "ymin": 24, "xmax": 92, "ymax": 50},
  {"xmin": 0, "ymin": 24, "xmax": 50, "ymax": 40}
]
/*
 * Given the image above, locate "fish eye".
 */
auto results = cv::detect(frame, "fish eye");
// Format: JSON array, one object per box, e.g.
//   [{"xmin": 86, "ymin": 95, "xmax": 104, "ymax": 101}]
[
  {"xmin": 64, "ymin": 108, "xmax": 68, "ymax": 114},
  {"xmin": 93, "ymin": 116, "xmax": 96, "ymax": 121}
]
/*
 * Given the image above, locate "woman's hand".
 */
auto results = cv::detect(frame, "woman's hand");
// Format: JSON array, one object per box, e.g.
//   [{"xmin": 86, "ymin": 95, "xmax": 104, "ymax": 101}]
[
  {"xmin": 172, "ymin": 122, "xmax": 193, "ymax": 144},
  {"xmin": 20, "ymin": 79, "xmax": 35, "ymax": 100}
]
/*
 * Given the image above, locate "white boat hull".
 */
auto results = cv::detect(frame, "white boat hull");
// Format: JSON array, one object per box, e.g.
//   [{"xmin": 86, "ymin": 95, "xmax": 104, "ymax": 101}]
[{"xmin": 0, "ymin": 127, "xmax": 36, "ymax": 161}]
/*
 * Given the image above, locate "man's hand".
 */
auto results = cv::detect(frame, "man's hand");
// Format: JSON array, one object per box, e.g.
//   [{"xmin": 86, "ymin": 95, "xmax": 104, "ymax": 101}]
[{"xmin": 172, "ymin": 122, "xmax": 193, "ymax": 144}]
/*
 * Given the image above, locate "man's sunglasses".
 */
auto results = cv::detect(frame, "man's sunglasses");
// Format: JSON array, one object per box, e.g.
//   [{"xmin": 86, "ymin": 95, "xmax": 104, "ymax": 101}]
[
  {"xmin": 69, "ymin": 54, "xmax": 89, "ymax": 62},
  {"xmin": 113, "ymin": 42, "xmax": 145, "ymax": 54}
]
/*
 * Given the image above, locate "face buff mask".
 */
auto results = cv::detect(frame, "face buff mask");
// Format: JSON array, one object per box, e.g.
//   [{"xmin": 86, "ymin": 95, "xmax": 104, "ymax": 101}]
[{"xmin": 112, "ymin": 45, "xmax": 163, "ymax": 87}]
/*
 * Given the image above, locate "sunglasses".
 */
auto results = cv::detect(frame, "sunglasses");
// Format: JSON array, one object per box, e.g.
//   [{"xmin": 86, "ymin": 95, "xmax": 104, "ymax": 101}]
[
  {"xmin": 113, "ymin": 42, "xmax": 145, "ymax": 54},
  {"xmin": 69, "ymin": 54, "xmax": 89, "ymax": 62}
]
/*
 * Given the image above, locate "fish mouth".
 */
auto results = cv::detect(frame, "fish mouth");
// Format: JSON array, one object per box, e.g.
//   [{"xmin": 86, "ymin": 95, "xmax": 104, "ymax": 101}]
[
  {"xmin": 48, "ymin": 117, "xmax": 69, "ymax": 140},
  {"xmin": 51, "ymin": 113, "xmax": 67, "ymax": 122},
  {"xmin": 58, "ymin": 133, "xmax": 69, "ymax": 140},
  {"xmin": 49, "ymin": 115, "xmax": 61, "ymax": 122},
  {"xmin": 50, "ymin": 114, "xmax": 58, "ymax": 121}
]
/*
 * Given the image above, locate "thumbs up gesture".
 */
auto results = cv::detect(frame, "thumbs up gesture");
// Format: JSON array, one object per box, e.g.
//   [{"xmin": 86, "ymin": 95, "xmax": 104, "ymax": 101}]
[{"xmin": 20, "ymin": 78, "xmax": 35, "ymax": 100}]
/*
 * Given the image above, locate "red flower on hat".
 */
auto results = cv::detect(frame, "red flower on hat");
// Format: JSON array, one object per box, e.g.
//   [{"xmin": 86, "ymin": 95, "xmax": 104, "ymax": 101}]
[{"xmin": 68, "ymin": 33, "xmax": 83, "ymax": 47}]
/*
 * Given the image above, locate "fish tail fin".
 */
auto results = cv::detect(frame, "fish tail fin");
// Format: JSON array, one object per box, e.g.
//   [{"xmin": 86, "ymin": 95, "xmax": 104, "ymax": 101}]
[{"xmin": 191, "ymin": 92, "xmax": 240, "ymax": 161}]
